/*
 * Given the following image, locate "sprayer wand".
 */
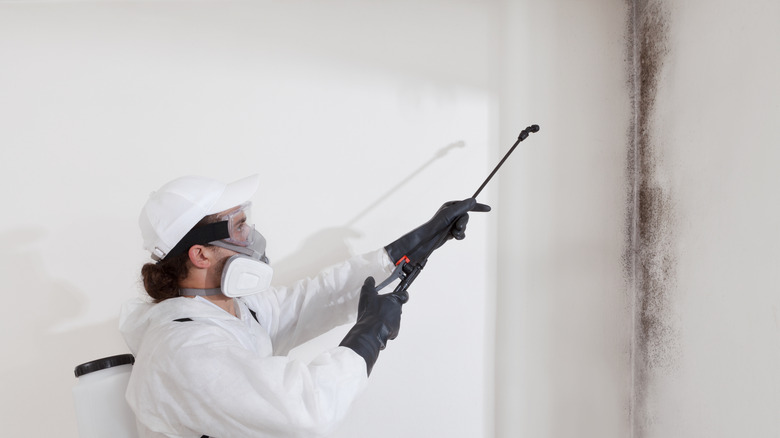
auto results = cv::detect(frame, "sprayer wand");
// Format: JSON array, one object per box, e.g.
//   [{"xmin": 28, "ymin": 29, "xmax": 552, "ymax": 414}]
[
  {"xmin": 472, "ymin": 124, "xmax": 540, "ymax": 198},
  {"xmin": 375, "ymin": 124, "xmax": 540, "ymax": 293}
]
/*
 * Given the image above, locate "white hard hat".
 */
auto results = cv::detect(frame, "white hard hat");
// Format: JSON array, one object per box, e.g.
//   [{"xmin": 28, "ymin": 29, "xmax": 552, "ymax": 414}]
[{"xmin": 139, "ymin": 175, "xmax": 260, "ymax": 261}]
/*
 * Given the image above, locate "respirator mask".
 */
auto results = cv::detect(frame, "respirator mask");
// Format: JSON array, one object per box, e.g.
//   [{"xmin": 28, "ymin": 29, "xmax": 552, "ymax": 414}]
[{"xmin": 172, "ymin": 202, "xmax": 274, "ymax": 298}]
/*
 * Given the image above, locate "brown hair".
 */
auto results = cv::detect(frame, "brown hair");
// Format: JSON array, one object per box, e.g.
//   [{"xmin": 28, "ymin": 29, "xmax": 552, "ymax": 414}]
[
  {"xmin": 140, "ymin": 213, "xmax": 221, "ymax": 303},
  {"xmin": 141, "ymin": 254, "xmax": 191, "ymax": 303}
]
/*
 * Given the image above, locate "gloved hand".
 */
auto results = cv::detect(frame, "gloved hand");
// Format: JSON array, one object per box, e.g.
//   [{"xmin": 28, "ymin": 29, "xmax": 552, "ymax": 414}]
[
  {"xmin": 385, "ymin": 198, "xmax": 491, "ymax": 266},
  {"xmin": 340, "ymin": 277, "xmax": 409, "ymax": 376}
]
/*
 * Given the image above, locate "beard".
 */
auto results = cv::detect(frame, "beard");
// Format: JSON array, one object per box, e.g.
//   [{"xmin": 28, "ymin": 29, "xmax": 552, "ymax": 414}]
[{"xmin": 213, "ymin": 252, "xmax": 231, "ymax": 279}]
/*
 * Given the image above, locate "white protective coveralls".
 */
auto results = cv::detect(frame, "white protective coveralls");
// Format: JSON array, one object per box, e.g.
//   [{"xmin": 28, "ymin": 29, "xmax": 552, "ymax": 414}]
[{"xmin": 120, "ymin": 249, "xmax": 394, "ymax": 438}]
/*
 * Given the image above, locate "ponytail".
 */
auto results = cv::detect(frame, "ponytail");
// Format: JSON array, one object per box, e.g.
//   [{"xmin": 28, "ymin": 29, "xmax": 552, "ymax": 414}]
[{"xmin": 140, "ymin": 253, "xmax": 190, "ymax": 303}]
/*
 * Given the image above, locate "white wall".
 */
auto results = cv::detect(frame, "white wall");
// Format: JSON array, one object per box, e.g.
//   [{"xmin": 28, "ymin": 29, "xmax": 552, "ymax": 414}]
[
  {"xmin": 495, "ymin": 0, "xmax": 780, "ymax": 437},
  {"xmin": 496, "ymin": 0, "xmax": 633, "ymax": 436},
  {"xmin": 0, "ymin": 1, "xmax": 496, "ymax": 436},
  {"xmin": 633, "ymin": 0, "xmax": 780, "ymax": 436}
]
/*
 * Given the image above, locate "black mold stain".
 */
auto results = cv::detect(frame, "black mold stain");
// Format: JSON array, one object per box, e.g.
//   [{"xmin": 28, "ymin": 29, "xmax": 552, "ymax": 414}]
[{"xmin": 625, "ymin": 0, "xmax": 678, "ymax": 435}]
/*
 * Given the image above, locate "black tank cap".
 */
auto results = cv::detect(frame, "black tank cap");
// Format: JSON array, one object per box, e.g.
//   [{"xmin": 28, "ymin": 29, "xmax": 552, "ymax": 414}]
[{"xmin": 74, "ymin": 354, "xmax": 135, "ymax": 378}]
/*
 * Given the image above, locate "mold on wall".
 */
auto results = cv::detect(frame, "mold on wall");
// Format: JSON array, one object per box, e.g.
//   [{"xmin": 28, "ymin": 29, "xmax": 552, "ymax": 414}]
[{"xmin": 625, "ymin": 0, "xmax": 678, "ymax": 435}]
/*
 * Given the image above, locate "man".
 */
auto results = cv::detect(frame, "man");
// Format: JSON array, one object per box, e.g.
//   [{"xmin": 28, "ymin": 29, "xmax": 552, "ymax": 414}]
[{"xmin": 120, "ymin": 174, "xmax": 488, "ymax": 437}]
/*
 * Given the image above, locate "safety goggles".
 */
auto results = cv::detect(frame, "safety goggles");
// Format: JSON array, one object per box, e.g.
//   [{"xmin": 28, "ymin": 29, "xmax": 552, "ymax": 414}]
[
  {"xmin": 159, "ymin": 202, "xmax": 258, "ymax": 262},
  {"xmin": 214, "ymin": 202, "xmax": 255, "ymax": 247}
]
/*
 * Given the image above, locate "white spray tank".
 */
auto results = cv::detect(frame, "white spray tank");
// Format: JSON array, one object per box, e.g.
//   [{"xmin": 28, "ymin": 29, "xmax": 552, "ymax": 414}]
[{"xmin": 73, "ymin": 354, "xmax": 139, "ymax": 438}]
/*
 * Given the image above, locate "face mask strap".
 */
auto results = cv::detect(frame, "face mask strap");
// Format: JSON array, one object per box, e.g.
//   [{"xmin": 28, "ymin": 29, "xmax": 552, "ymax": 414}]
[
  {"xmin": 160, "ymin": 221, "xmax": 230, "ymax": 262},
  {"xmin": 179, "ymin": 287, "xmax": 224, "ymax": 297}
]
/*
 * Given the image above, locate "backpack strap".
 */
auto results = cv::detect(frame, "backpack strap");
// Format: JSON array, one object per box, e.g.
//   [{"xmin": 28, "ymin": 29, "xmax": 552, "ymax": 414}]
[
  {"xmin": 172, "ymin": 310, "xmax": 258, "ymax": 324},
  {"xmin": 248, "ymin": 308, "xmax": 259, "ymax": 324}
]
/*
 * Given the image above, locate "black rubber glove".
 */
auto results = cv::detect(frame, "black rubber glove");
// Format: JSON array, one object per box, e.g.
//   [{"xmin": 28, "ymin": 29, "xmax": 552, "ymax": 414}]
[
  {"xmin": 340, "ymin": 277, "xmax": 409, "ymax": 376},
  {"xmin": 385, "ymin": 198, "xmax": 491, "ymax": 266}
]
